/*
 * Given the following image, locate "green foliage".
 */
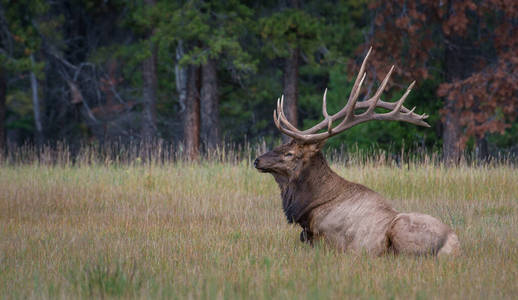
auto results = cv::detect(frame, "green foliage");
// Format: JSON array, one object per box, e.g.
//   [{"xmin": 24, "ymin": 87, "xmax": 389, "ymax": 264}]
[
  {"xmin": 308, "ymin": 0, "xmax": 368, "ymax": 64},
  {"xmin": 1, "ymin": 0, "xmax": 47, "ymax": 52},
  {"xmin": 488, "ymin": 122, "xmax": 518, "ymax": 152},
  {"xmin": 150, "ymin": 0, "xmax": 256, "ymax": 72},
  {"xmin": 260, "ymin": 8, "xmax": 322, "ymax": 60},
  {"xmin": 0, "ymin": 0, "xmax": 48, "ymax": 72},
  {"xmin": 66, "ymin": 257, "xmax": 143, "ymax": 298},
  {"xmin": 0, "ymin": 0, "xmax": 50, "ymax": 138}
]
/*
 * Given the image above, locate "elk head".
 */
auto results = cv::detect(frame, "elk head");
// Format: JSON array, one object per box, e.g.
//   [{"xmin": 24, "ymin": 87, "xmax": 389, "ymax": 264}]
[
  {"xmin": 254, "ymin": 47, "xmax": 430, "ymax": 183},
  {"xmin": 254, "ymin": 139, "xmax": 325, "ymax": 184}
]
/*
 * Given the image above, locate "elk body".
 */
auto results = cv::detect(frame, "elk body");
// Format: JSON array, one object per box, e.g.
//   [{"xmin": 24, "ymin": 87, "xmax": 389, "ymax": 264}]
[{"xmin": 254, "ymin": 48, "xmax": 460, "ymax": 256}]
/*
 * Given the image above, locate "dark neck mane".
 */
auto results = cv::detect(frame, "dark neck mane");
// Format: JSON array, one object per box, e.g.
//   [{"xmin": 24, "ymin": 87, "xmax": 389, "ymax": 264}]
[{"xmin": 277, "ymin": 152, "xmax": 346, "ymax": 227}]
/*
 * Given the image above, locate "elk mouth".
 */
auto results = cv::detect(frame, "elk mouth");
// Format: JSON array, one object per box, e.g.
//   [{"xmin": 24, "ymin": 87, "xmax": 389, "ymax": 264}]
[
  {"xmin": 256, "ymin": 167, "xmax": 270, "ymax": 173},
  {"xmin": 254, "ymin": 164, "xmax": 271, "ymax": 173}
]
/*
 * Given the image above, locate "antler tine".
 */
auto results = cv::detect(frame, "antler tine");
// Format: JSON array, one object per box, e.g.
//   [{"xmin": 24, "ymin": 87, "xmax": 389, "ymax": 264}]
[
  {"xmin": 319, "ymin": 71, "xmax": 367, "ymax": 135},
  {"xmin": 273, "ymin": 108, "xmax": 300, "ymax": 140},
  {"xmin": 405, "ymin": 106, "xmax": 416, "ymax": 115},
  {"xmin": 277, "ymin": 96, "xmax": 299, "ymax": 132},
  {"xmin": 274, "ymin": 106, "xmax": 329, "ymax": 142},
  {"xmin": 274, "ymin": 96, "xmax": 321, "ymax": 141},
  {"xmin": 322, "ymin": 88, "xmax": 329, "ymax": 118},
  {"xmin": 344, "ymin": 71, "xmax": 366, "ymax": 121},
  {"xmin": 273, "ymin": 109, "xmax": 280, "ymax": 128},
  {"xmin": 390, "ymin": 81, "xmax": 415, "ymax": 115},
  {"xmin": 364, "ymin": 65, "xmax": 395, "ymax": 115},
  {"xmin": 322, "ymin": 88, "xmax": 333, "ymax": 133},
  {"xmin": 348, "ymin": 46, "xmax": 372, "ymax": 103},
  {"xmin": 342, "ymin": 47, "xmax": 371, "ymax": 120},
  {"xmin": 332, "ymin": 70, "xmax": 366, "ymax": 132}
]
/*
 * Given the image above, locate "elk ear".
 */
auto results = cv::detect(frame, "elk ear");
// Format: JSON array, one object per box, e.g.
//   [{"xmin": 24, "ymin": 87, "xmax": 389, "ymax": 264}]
[{"xmin": 305, "ymin": 139, "xmax": 327, "ymax": 154}]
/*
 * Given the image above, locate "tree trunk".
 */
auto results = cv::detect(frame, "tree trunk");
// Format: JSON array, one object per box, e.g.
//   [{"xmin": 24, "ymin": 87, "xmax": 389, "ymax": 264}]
[
  {"xmin": 282, "ymin": 47, "xmax": 299, "ymax": 143},
  {"xmin": 442, "ymin": 106, "xmax": 461, "ymax": 164},
  {"xmin": 442, "ymin": 36, "xmax": 465, "ymax": 164},
  {"xmin": 201, "ymin": 59, "xmax": 220, "ymax": 149},
  {"xmin": 441, "ymin": 0, "xmax": 468, "ymax": 165},
  {"xmin": 184, "ymin": 65, "xmax": 201, "ymax": 160},
  {"xmin": 30, "ymin": 55, "xmax": 43, "ymax": 145},
  {"xmin": 476, "ymin": 136, "xmax": 489, "ymax": 162},
  {"xmin": 0, "ymin": 68, "xmax": 6, "ymax": 153},
  {"xmin": 175, "ymin": 41, "xmax": 188, "ymax": 113},
  {"xmin": 141, "ymin": 0, "xmax": 158, "ymax": 141}
]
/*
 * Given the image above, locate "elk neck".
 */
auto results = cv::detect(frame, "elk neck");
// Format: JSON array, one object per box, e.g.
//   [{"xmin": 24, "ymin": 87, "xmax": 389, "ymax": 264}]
[{"xmin": 281, "ymin": 151, "xmax": 348, "ymax": 227}]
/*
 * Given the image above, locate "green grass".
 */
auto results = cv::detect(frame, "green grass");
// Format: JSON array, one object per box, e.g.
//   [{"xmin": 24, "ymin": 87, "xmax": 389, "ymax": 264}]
[{"xmin": 1, "ymin": 158, "xmax": 517, "ymax": 299}]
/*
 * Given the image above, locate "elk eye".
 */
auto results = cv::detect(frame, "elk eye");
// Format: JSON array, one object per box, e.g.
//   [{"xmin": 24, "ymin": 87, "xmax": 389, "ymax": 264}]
[{"xmin": 285, "ymin": 152, "xmax": 294, "ymax": 158}]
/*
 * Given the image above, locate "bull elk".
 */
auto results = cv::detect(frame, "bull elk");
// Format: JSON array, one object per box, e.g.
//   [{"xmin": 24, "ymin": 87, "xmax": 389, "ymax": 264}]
[{"xmin": 254, "ymin": 48, "xmax": 460, "ymax": 256}]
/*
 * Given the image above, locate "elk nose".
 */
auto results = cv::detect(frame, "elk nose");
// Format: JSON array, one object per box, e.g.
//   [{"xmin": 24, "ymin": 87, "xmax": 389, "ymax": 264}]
[{"xmin": 254, "ymin": 158, "xmax": 259, "ymax": 168}]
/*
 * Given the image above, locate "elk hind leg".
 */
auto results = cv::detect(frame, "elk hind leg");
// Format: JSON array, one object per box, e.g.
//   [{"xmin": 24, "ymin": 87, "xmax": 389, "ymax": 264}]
[{"xmin": 387, "ymin": 213, "xmax": 460, "ymax": 256}]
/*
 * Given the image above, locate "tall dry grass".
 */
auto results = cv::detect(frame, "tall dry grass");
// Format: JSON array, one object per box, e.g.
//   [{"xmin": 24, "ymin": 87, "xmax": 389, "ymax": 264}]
[{"xmin": 0, "ymin": 145, "xmax": 517, "ymax": 299}]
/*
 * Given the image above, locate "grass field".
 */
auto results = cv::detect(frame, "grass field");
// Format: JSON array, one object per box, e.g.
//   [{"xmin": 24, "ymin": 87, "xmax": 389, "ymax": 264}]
[{"xmin": 1, "ymin": 154, "xmax": 518, "ymax": 299}]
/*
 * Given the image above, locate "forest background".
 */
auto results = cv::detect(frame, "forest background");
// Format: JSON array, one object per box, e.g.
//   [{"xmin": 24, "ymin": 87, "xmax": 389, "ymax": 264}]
[{"xmin": 1, "ymin": 0, "xmax": 517, "ymax": 162}]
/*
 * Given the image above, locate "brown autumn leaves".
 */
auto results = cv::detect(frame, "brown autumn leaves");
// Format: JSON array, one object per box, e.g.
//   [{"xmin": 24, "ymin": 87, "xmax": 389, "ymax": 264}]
[{"xmin": 358, "ymin": 0, "xmax": 517, "ymax": 159}]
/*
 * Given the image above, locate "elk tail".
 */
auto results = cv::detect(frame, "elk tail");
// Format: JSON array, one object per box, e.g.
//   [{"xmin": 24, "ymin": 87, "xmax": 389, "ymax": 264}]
[{"xmin": 437, "ymin": 232, "xmax": 461, "ymax": 257}]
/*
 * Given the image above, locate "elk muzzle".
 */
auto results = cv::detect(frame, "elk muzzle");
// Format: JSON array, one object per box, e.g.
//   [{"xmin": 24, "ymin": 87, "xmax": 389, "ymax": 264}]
[
  {"xmin": 254, "ymin": 151, "xmax": 279, "ymax": 173},
  {"xmin": 253, "ymin": 156, "xmax": 269, "ymax": 173}
]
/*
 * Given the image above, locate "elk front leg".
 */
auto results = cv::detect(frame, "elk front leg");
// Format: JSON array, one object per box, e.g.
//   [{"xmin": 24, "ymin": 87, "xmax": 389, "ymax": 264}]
[{"xmin": 300, "ymin": 228, "xmax": 313, "ymax": 244}]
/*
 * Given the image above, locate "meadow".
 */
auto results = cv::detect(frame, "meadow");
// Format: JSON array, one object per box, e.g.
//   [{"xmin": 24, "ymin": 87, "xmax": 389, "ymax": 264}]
[{"xmin": 1, "ymin": 147, "xmax": 517, "ymax": 299}]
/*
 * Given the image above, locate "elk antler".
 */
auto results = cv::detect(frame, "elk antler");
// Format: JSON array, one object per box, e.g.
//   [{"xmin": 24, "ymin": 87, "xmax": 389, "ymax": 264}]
[{"xmin": 273, "ymin": 47, "xmax": 430, "ymax": 143}]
